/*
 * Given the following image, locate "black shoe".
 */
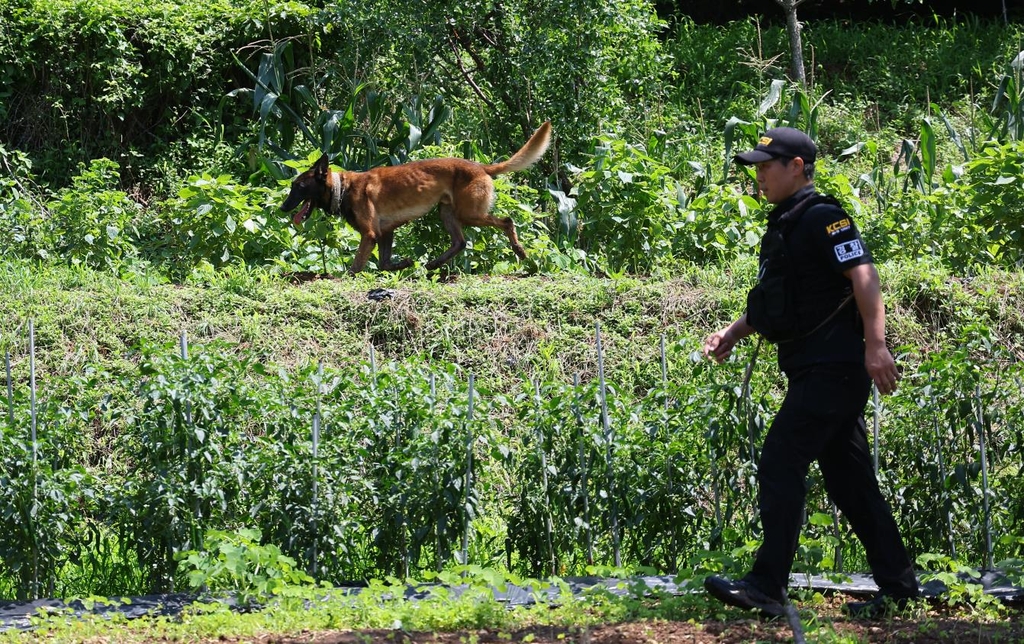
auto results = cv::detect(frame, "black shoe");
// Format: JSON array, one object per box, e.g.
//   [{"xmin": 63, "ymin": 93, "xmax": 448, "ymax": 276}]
[
  {"xmin": 843, "ymin": 593, "xmax": 916, "ymax": 619},
  {"xmin": 703, "ymin": 575, "xmax": 786, "ymax": 617}
]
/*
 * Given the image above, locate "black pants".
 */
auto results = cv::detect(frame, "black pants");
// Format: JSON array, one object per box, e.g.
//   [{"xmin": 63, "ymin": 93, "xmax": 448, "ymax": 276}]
[{"xmin": 743, "ymin": 364, "xmax": 918, "ymax": 601}]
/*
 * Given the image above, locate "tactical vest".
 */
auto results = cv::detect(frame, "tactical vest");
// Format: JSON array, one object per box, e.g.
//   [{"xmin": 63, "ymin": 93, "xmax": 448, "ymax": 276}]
[{"xmin": 746, "ymin": 193, "xmax": 848, "ymax": 343}]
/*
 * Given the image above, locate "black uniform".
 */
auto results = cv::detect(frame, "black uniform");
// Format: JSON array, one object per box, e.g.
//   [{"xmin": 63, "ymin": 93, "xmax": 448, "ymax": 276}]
[{"xmin": 742, "ymin": 185, "xmax": 918, "ymax": 602}]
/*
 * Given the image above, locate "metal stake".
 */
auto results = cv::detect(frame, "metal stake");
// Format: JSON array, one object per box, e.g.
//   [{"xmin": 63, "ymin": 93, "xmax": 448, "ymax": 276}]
[
  {"xmin": 872, "ymin": 383, "xmax": 880, "ymax": 473},
  {"xmin": 975, "ymin": 384, "xmax": 993, "ymax": 570},
  {"xmin": 29, "ymin": 320, "xmax": 38, "ymax": 599},
  {"xmin": 5, "ymin": 350, "xmax": 12, "ymax": 427},
  {"xmin": 534, "ymin": 379, "xmax": 556, "ymax": 575},
  {"xmin": 461, "ymin": 374, "xmax": 475, "ymax": 566},
  {"xmin": 311, "ymin": 361, "xmax": 322, "ymax": 577},
  {"xmin": 573, "ymin": 374, "xmax": 594, "ymax": 566},
  {"xmin": 595, "ymin": 323, "xmax": 620, "ymax": 568}
]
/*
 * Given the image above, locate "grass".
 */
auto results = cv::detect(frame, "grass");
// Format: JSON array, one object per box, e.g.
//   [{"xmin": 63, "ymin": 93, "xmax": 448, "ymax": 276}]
[
  {"xmin": 3, "ymin": 257, "xmax": 1020, "ymax": 395},
  {"xmin": 1, "ymin": 260, "xmax": 726, "ymax": 393}
]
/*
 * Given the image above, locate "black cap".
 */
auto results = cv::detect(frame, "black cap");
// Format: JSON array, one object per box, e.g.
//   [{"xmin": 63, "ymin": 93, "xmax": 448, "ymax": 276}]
[{"xmin": 734, "ymin": 127, "xmax": 817, "ymax": 165}]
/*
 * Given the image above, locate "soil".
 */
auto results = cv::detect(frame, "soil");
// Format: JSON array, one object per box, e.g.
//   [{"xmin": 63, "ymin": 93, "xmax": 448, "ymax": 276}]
[
  {"xmin": 255, "ymin": 597, "xmax": 1024, "ymax": 644},
  {"xmin": 283, "ymin": 271, "xmax": 340, "ymax": 283}
]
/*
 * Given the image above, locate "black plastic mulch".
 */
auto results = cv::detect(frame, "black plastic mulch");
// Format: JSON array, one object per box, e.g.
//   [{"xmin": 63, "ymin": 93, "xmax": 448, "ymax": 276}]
[{"xmin": 0, "ymin": 570, "xmax": 1020, "ymax": 632}]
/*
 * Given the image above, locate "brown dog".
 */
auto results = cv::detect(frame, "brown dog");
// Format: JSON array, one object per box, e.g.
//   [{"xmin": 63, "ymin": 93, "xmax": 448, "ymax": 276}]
[{"xmin": 281, "ymin": 121, "xmax": 552, "ymax": 273}]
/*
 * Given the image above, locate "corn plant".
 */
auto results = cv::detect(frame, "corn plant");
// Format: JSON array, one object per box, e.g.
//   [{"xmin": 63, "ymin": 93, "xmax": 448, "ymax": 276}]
[
  {"xmin": 985, "ymin": 50, "xmax": 1024, "ymax": 142},
  {"xmin": 231, "ymin": 38, "xmax": 449, "ymax": 177}
]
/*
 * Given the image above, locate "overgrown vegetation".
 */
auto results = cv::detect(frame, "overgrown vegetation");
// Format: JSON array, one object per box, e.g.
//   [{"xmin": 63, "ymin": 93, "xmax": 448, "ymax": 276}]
[
  {"xmin": 1, "ymin": 0, "xmax": 1023, "ymax": 638},
  {"xmin": 0, "ymin": 261, "xmax": 1020, "ymax": 604},
  {"xmin": 3, "ymin": 2, "xmax": 1024, "ymax": 278}
]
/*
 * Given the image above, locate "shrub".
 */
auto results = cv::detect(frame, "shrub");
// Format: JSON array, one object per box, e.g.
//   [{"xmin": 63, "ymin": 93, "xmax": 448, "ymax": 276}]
[
  {"xmin": 0, "ymin": 145, "xmax": 48, "ymax": 261},
  {"xmin": 151, "ymin": 173, "xmax": 292, "ymax": 278},
  {"xmin": 177, "ymin": 528, "xmax": 319, "ymax": 606},
  {"xmin": 45, "ymin": 159, "xmax": 141, "ymax": 270}
]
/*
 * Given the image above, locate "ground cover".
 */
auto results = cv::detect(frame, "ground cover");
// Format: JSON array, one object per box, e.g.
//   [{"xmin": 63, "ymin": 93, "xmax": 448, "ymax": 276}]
[
  {"xmin": 4, "ymin": 589, "xmax": 1021, "ymax": 643},
  {"xmin": 262, "ymin": 611, "xmax": 1024, "ymax": 644}
]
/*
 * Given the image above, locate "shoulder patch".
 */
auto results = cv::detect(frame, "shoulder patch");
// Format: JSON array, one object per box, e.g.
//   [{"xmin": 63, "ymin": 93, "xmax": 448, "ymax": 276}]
[
  {"xmin": 825, "ymin": 218, "xmax": 851, "ymax": 236},
  {"xmin": 834, "ymin": 240, "xmax": 865, "ymax": 262}
]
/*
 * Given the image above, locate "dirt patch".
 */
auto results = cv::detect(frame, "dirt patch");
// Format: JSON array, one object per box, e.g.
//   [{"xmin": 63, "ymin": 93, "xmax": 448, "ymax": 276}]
[
  {"xmin": 283, "ymin": 271, "xmax": 342, "ymax": 283},
  {"xmin": 257, "ymin": 598, "xmax": 1024, "ymax": 644},
  {"xmin": 258, "ymin": 616, "xmax": 1022, "ymax": 644}
]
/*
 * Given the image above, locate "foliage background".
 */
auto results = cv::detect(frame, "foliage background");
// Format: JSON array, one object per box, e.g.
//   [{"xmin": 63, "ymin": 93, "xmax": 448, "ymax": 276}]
[{"xmin": 0, "ymin": 0, "xmax": 1023, "ymax": 604}]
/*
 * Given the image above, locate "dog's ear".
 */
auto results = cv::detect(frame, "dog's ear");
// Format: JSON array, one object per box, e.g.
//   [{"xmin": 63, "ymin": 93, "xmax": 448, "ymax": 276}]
[{"xmin": 313, "ymin": 154, "xmax": 330, "ymax": 180}]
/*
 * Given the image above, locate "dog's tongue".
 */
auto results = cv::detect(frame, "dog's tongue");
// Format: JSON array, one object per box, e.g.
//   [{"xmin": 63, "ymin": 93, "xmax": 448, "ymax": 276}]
[{"xmin": 293, "ymin": 201, "xmax": 312, "ymax": 226}]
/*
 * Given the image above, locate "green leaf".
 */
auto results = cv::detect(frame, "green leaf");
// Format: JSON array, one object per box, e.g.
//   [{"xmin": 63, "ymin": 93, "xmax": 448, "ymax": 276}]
[
  {"xmin": 838, "ymin": 142, "xmax": 865, "ymax": 160},
  {"xmin": 808, "ymin": 512, "xmax": 833, "ymax": 527},
  {"xmin": 757, "ymin": 79, "xmax": 786, "ymax": 117}
]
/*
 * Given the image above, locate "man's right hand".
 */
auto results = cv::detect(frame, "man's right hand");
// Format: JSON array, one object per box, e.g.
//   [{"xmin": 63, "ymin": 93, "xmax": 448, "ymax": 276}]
[
  {"xmin": 703, "ymin": 315, "xmax": 754, "ymax": 364},
  {"xmin": 703, "ymin": 329, "xmax": 734, "ymax": 364}
]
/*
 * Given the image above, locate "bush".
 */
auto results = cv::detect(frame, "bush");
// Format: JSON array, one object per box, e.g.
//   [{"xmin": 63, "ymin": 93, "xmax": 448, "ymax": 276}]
[
  {"xmin": 46, "ymin": 159, "xmax": 141, "ymax": 269},
  {"xmin": 150, "ymin": 173, "xmax": 293, "ymax": 278},
  {"xmin": 0, "ymin": 145, "xmax": 47, "ymax": 261},
  {"xmin": 177, "ymin": 528, "xmax": 319, "ymax": 606},
  {"xmin": 0, "ymin": 0, "xmax": 318, "ymax": 190},
  {"xmin": 0, "ymin": 156, "xmax": 140, "ymax": 269}
]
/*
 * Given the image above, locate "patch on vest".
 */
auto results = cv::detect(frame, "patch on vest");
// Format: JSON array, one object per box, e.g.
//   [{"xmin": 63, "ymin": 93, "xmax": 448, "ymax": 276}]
[{"xmin": 834, "ymin": 240, "xmax": 865, "ymax": 262}]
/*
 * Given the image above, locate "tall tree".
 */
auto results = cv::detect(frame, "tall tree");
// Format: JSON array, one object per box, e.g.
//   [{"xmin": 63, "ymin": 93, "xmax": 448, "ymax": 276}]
[{"xmin": 776, "ymin": 0, "xmax": 809, "ymax": 87}]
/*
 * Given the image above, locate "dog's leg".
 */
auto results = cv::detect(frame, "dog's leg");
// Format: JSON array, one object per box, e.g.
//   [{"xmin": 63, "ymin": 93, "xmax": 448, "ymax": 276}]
[
  {"xmin": 494, "ymin": 216, "xmax": 527, "ymax": 259},
  {"xmin": 460, "ymin": 213, "xmax": 527, "ymax": 260},
  {"xmin": 377, "ymin": 230, "xmax": 413, "ymax": 271},
  {"xmin": 426, "ymin": 203, "xmax": 467, "ymax": 270},
  {"xmin": 349, "ymin": 232, "xmax": 378, "ymax": 274},
  {"xmin": 451, "ymin": 178, "xmax": 528, "ymax": 262}
]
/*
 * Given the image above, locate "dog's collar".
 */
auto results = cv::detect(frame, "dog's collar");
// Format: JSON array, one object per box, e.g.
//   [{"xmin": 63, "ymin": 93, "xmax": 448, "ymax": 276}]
[{"xmin": 330, "ymin": 171, "xmax": 345, "ymax": 215}]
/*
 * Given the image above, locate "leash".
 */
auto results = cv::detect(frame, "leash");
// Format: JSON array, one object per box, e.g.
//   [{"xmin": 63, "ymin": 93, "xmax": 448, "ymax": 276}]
[
  {"xmin": 741, "ymin": 335, "xmax": 763, "ymax": 462},
  {"xmin": 778, "ymin": 293, "xmax": 856, "ymax": 345},
  {"xmin": 740, "ymin": 292, "xmax": 854, "ymax": 452},
  {"xmin": 741, "ymin": 336, "xmax": 762, "ymax": 399},
  {"xmin": 784, "ymin": 602, "xmax": 808, "ymax": 643}
]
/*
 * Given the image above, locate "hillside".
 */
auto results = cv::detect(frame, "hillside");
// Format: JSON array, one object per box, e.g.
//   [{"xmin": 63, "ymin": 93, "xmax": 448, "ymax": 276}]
[{"xmin": 4, "ymin": 259, "xmax": 1021, "ymax": 395}]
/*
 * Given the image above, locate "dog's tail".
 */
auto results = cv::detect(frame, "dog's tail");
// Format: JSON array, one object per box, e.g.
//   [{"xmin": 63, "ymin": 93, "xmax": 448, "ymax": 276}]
[{"xmin": 485, "ymin": 121, "xmax": 552, "ymax": 176}]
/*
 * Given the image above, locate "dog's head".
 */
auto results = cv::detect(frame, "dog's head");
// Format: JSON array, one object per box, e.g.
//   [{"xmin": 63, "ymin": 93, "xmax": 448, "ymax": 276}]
[{"xmin": 281, "ymin": 154, "xmax": 332, "ymax": 226}]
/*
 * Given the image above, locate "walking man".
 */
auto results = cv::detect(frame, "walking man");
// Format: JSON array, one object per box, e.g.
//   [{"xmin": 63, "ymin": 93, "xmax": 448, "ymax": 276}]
[{"xmin": 702, "ymin": 127, "xmax": 919, "ymax": 618}]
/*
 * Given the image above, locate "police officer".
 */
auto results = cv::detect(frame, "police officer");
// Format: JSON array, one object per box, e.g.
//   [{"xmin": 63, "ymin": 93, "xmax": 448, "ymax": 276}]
[{"xmin": 701, "ymin": 127, "xmax": 919, "ymax": 618}]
